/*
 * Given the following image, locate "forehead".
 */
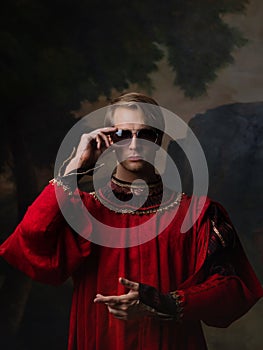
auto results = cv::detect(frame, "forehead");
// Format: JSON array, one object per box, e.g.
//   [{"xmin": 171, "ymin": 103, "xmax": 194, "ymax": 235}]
[{"xmin": 113, "ymin": 107, "xmax": 147, "ymax": 127}]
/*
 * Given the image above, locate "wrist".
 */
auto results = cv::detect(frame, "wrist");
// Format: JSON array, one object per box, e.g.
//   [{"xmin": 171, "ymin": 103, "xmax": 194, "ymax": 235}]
[
  {"xmin": 138, "ymin": 283, "xmax": 185, "ymax": 321},
  {"xmin": 49, "ymin": 175, "xmax": 77, "ymax": 196}
]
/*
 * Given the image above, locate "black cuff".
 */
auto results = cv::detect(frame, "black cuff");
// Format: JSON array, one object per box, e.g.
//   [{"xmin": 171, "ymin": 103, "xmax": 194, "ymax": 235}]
[{"xmin": 139, "ymin": 283, "xmax": 178, "ymax": 315}]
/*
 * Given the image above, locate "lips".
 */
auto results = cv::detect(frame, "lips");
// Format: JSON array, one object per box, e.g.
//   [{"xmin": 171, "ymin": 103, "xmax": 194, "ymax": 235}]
[{"xmin": 127, "ymin": 155, "xmax": 144, "ymax": 161}]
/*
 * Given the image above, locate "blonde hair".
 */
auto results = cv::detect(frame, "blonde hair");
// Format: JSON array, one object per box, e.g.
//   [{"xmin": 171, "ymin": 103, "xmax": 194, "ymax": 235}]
[{"xmin": 104, "ymin": 92, "xmax": 165, "ymax": 135}]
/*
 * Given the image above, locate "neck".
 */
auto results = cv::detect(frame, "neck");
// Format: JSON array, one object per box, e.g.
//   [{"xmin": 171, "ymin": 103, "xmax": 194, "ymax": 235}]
[{"xmin": 115, "ymin": 164, "xmax": 160, "ymax": 183}]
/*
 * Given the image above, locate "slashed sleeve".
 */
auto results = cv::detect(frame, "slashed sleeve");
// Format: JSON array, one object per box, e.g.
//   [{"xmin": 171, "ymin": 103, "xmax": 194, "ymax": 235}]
[
  {"xmin": 0, "ymin": 182, "xmax": 92, "ymax": 285},
  {"xmin": 177, "ymin": 203, "xmax": 263, "ymax": 327},
  {"xmin": 139, "ymin": 202, "xmax": 263, "ymax": 327}
]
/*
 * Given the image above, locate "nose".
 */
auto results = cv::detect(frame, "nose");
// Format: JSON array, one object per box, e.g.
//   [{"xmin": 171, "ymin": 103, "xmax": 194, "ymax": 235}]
[{"xmin": 129, "ymin": 134, "xmax": 139, "ymax": 150}]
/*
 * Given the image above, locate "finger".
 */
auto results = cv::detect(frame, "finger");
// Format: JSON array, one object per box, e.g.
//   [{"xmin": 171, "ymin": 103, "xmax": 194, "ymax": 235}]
[
  {"xmin": 78, "ymin": 128, "xmax": 115, "ymax": 152},
  {"xmin": 76, "ymin": 134, "xmax": 91, "ymax": 154},
  {"xmin": 99, "ymin": 127, "xmax": 116, "ymax": 146},
  {"xmin": 107, "ymin": 306, "xmax": 127, "ymax": 318},
  {"xmin": 93, "ymin": 293, "xmax": 106, "ymax": 303},
  {"xmin": 94, "ymin": 294, "xmax": 122, "ymax": 304},
  {"xmin": 80, "ymin": 127, "xmax": 115, "ymax": 141},
  {"xmin": 100, "ymin": 126, "xmax": 117, "ymax": 134},
  {"xmin": 107, "ymin": 302, "xmax": 136, "ymax": 311},
  {"xmin": 96, "ymin": 134, "xmax": 101, "ymax": 150},
  {"xmin": 94, "ymin": 292, "xmax": 136, "ymax": 305},
  {"xmin": 98, "ymin": 132, "xmax": 111, "ymax": 148},
  {"xmin": 119, "ymin": 277, "xmax": 139, "ymax": 291},
  {"xmin": 96, "ymin": 133, "xmax": 110, "ymax": 149}
]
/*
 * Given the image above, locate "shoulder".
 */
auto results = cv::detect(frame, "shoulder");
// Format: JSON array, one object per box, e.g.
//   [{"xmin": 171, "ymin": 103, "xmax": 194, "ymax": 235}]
[
  {"xmin": 183, "ymin": 195, "xmax": 237, "ymax": 251},
  {"xmin": 179, "ymin": 195, "xmax": 235, "ymax": 240},
  {"xmin": 178, "ymin": 193, "xmax": 212, "ymax": 230},
  {"xmin": 207, "ymin": 201, "xmax": 237, "ymax": 250},
  {"xmin": 180, "ymin": 194, "xmax": 232, "ymax": 223},
  {"xmin": 78, "ymin": 189, "xmax": 98, "ymax": 203}
]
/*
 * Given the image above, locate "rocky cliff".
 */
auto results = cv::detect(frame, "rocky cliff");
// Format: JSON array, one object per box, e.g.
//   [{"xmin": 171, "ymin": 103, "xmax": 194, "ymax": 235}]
[{"xmin": 167, "ymin": 102, "xmax": 263, "ymax": 280}]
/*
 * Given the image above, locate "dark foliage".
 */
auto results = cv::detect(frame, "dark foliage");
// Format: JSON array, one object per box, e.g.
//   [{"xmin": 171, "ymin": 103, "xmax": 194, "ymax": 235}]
[{"xmin": 0, "ymin": 0, "xmax": 248, "ymax": 171}]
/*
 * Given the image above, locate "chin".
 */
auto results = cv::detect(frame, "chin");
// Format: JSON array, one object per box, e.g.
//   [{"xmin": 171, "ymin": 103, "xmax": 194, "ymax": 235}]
[
  {"xmin": 126, "ymin": 165, "xmax": 145, "ymax": 173},
  {"xmin": 121, "ymin": 161, "xmax": 145, "ymax": 173}
]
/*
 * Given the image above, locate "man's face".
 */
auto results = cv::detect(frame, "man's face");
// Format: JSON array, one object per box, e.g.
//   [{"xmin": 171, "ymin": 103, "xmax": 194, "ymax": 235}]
[{"xmin": 112, "ymin": 107, "xmax": 159, "ymax": 176}]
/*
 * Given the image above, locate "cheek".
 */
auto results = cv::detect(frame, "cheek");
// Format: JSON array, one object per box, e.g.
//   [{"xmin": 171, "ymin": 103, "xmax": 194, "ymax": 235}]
[
  {"xmin": 143, "ymin": 144, "xmax": 158, "ymax": 157},
  {"xmin": 114, "ymin": 147, "xmax": 127, "ymax": 161}
]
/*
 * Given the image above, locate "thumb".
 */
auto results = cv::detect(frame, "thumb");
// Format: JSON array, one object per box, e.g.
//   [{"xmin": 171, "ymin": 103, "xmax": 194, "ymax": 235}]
[{"xmin": 119, "ymin": 277, "xmax": 139, "ymax": 291}]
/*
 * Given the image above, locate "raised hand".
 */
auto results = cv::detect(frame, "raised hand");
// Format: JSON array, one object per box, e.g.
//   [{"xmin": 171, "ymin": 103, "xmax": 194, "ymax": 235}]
[{"xmin": 64, "ymin": 127, "xmax": 116, "ymax": 175}]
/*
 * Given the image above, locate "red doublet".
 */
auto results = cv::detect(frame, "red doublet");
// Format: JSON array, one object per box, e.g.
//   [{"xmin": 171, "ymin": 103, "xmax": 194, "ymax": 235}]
[{"xmin": 0, "ymin": 183, "xmax": 262, "ymax": 350}]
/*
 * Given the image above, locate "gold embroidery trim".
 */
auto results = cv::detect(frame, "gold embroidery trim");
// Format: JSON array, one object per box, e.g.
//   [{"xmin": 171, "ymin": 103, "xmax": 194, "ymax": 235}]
[
  {"xmin": 211, "ymin": 220, "xmax": 226, "ymax": 247},
  {"xmin": 170, "ymin": 291, "xmax": 184, "ymax": 321},
  {"xmin": 138, "ymin": 292, "xmax": 184, "ymax": 321},
  {"xmin": 90, "ymin": 191, "xmax": 183, "ymax": 215},
  {"xmin": 49, "ymin": 178, "xmax": 73, "ymax": 196}
]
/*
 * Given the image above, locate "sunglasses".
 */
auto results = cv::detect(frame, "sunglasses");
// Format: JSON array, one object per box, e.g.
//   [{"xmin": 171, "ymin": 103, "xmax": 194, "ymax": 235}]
[{"xmin": 110, "ymin": 128, "xmax": 159, "ymax": 145}]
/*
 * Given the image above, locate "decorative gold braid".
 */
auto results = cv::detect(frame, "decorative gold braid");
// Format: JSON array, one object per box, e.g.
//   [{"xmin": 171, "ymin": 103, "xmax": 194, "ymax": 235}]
[
  {"xmin": 138, "ymin": 293, "xmax": 184, "ymax": 321},
  {"xmin": 49, "ymin": 178, "xmax": 73, "ymax": 196},
  {"xmin": 49, "ymin": 164, "xmax": 104, "ymax": 197},
  {"xmin": 170, "ymin": 291, "xmax": 184, "ymax": 321},
  {"xmin": 90, "ymin": 191, "xmax": 183, "ymax": 215},
  {"xmin": 211, "ymin": 219, "xmax": 226, "ymax": 247}
]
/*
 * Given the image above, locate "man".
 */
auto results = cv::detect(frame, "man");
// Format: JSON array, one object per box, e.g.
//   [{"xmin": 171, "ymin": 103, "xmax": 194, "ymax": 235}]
[{"xmin": 0, "ymin": 92, "xmax": 262, "ymax": 350}]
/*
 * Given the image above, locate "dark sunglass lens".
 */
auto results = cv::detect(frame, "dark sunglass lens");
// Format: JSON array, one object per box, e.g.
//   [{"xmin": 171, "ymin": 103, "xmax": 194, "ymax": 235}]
[
  {"xmin": 111, "ymin": 129, "xmax": 132, "ymax": 143},
  {"xmin": 138, "ymin": 129, "xmax": 157, "ymax": 141}
]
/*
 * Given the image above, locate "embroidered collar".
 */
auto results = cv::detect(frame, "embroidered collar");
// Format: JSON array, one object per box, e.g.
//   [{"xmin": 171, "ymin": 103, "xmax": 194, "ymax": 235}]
[
  {"xmin": 91, "ymin": 176, "xmax": 183, "ymax": 215},
  {"xmin": 111, "ymin": 175, "xmax": 163, "ymax": 197}
]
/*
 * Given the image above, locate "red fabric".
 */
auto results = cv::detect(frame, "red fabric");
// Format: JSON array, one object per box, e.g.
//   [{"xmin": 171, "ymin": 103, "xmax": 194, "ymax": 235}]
[{"xmin": 0, "ymin": 183, "xmax": 262, "ymax": 350}]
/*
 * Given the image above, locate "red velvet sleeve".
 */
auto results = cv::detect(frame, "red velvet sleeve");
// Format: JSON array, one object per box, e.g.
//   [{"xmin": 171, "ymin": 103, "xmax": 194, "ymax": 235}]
[
  {"xmin": 178, "ymin": 203, "xmax": 263, "ymax": 327},
  {"xmin": 179, "ymin": 273, "xmax": 261, "ymax": 327},
  {"xmin": 0, "ymin": 183, "xmax": 92, "ymax": 285}
]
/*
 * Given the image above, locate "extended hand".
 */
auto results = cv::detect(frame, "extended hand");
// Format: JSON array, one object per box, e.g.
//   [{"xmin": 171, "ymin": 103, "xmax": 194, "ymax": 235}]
[{"xmin": 94, "ymin": 277, "xmax": 144, "ymax": 321}]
